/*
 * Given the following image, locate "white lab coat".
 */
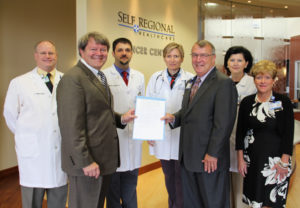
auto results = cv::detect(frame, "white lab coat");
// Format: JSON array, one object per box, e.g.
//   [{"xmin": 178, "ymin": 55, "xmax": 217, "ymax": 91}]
[
  {"xmin": 3, "ymin": 67, "xmax": 67, "ymax": 188},
  {"xmin": 229, "ymin": 73, "xmax": 256, "ymax": 172},
  {"xmin": 146, "ymin": 69, "xmax": 194, "ymax": 160},
  {"xmin": 103, "ymin": 65, "xmax": 145, "ymax": 171}
]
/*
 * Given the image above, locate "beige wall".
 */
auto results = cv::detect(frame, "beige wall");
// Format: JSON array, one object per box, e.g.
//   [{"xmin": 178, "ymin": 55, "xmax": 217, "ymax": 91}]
[
  {"xmin": 81, "ymin": 0, "xmax": 197, "ymax": 81},
  {"xmin": 77, "ymin": 0, "xmax": 198, "ymax": 166},
  {"xmin": 0, "ymin": 0, "xmax": 76, "ymax": 170},
  {"xmin": 0, "ymin": 0, "xmax": 198, "ymax": 171}
]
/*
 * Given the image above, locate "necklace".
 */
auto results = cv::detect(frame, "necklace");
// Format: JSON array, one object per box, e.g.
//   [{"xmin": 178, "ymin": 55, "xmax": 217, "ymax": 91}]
[{"xmin": 255, "ymin": 93, "xmax": 273, "ymax": 103}]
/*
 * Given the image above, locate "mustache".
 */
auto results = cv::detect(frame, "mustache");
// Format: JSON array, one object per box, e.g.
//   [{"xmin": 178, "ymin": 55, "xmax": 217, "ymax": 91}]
[{"xmin": 121, "ymin": 55, "xmax": 128, "ymax": 58}]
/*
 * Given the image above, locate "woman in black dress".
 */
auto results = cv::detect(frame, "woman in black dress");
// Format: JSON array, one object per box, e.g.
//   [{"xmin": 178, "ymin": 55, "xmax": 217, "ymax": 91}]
[{"xmin": 236, "ymin": 60, "xmax": 294, "ymax": 208}]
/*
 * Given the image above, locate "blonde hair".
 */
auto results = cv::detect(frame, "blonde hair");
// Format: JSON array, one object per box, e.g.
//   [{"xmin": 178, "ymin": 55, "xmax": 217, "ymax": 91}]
[
  {"xmin": 163, "ymin": 42, "xmax": 184, "ymax": 58},
  {"xmin": 250, "ymin": 60, "xmax": 277, "ymax": 79}
]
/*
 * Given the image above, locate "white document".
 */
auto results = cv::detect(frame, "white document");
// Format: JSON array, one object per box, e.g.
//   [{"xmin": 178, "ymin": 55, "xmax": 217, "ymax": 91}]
[{"xmin": 133, "ymin": 96, "xmax": 166, "ymax": 140}]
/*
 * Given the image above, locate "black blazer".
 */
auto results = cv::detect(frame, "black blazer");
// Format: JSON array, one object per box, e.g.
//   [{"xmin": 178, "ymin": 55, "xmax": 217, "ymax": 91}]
[{"xmin": 236, "ymin": 92, "xmax": 294, "ymax": 156}]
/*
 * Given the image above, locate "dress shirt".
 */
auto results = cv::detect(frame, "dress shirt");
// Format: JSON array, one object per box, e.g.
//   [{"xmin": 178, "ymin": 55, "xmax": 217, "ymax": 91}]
[
  {"xmin": 37, "ymin": 68, "xmax": 56, "ymax": 83},
  {"xmin": 114, "ymin": 64, "xmax": 130, "ymax": 80},
  {"xmin": 80, "ymin": 58, "xmax": 102, "ymax": 77}
]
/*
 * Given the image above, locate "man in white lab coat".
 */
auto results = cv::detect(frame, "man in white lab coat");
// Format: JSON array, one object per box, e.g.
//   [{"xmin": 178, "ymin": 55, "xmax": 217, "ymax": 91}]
[
  {"xmin": 103, "ymin": 38, "xmax": 145, "ymax": 208},
  {"xmin": 3, "ymin": 41, "xmax": 68, "ymax": 208}
]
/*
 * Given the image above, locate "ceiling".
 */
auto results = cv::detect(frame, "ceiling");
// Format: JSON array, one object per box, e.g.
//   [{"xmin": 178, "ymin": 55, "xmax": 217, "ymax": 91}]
[
  {"xmin": 202, "ymin": 0, "xmax": 300, "ymax": 18},
  {"xmin": 231, "ymin": 0, "xmax": 300, "ymax": 9}
]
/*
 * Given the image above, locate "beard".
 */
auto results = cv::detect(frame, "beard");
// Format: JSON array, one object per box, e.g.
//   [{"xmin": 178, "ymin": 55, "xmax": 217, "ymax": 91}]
[
  {"xmin": 119, "ymin": 56, "xmax": 130, "ymax": 65},
  {"xmin": 120, "ymin": 60, "xmax": 129, "ymax": 65}
]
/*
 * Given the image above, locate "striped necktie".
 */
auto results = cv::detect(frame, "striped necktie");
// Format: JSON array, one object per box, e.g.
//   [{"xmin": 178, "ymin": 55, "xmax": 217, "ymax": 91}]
[
  {"xmin": 97, "ymin": 70, "xmax": 111, "ymax": 99},
  {"xmin": 97, "ymin": 71, "xmax": 108, "ymax": 88},
  {"xmin": 189, "ymin": 76, "xmax": 201, "ymax": 102}
]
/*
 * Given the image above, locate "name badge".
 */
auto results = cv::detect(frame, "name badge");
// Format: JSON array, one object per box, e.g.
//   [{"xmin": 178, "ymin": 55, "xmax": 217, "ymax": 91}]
[
  {"xmin": 269, "ymin": 101, "xmax": 282, "ymax": 111},
  {"xmin": 186, "ymin": 82, "xmax": 192, "ymax": 89}
]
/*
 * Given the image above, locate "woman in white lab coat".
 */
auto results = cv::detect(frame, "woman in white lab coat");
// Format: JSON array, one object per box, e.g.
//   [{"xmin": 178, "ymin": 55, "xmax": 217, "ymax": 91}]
[
  {"xmin": 146, "ymin": 42, "xmax": 194, "ymax": 208},
  {"xmin": 224, "ymin": 46, "xmax": 256, "ymax": 208}
]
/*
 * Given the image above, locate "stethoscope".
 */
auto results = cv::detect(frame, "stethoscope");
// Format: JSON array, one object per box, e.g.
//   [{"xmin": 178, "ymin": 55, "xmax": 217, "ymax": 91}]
[
  {"xmin": 154, "ymin": 72, "xmax": 164, "ymax": 94},
  {"xmin": 153, "ymin": 70, "xmax": 187, "ymax": 94}
]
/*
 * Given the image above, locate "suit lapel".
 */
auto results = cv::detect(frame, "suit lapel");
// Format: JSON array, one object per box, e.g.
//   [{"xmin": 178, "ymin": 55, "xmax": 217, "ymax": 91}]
[
  {"xmin": 181, "ymin": 76, "xmax": 194, "ymax": 111},
  {"xmin": 184, "ymin": 68, "xmax": 217, "ymax": 116},
  {"xmin": 77, "ymin": 61, "xmax": 110, "ymax": 102}
]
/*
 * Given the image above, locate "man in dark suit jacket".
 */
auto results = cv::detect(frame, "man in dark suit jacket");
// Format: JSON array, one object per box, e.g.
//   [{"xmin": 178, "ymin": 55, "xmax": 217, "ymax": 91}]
[
  {"xmin": 56, "ymin": 32, "xmax": 135, "ymax": 208},
  {"xmin": 164, "ymin": 40, "xmax": 237, "ymax": 208}
]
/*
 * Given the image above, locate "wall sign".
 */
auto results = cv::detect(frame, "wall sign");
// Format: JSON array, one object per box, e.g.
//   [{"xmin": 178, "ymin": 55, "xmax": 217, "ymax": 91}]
[{"xmin": 118, "ymin": 11, "xmax": 175, "ymax": 41}]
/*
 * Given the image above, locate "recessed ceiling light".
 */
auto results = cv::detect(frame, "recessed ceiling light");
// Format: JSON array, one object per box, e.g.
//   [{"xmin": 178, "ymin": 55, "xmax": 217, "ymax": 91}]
[
  {"xmin": 248, "ymin": 0, "xmax": 252, "ymax": 3},
  {"xmin": 205, "ymin": 2, "xmax": 217, "ymax": 6},
  {"xmin": 232, "ymin": 4, "xmax": 236, "ymax": 8},
  {"xmin": 284, "ymin": 5, "xmax": 288, "ymax": 9}
]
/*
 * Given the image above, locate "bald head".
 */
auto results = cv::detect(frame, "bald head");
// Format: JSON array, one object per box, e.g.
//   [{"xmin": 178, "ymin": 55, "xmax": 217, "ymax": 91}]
[{"xmin": 34, "ymin": 41, "xmax": 57, "ymax": 72}]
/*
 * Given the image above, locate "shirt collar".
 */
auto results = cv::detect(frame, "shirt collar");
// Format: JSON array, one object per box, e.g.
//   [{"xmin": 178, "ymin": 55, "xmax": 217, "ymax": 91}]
[
  {"xmin": 199, "ymin": 66, "xmax": 214, "ymax": 82},
  {"xmin": 37, "ymin": 67, "xmax": 56, "ymax": 77},
  {"xmin": 80, "ymin": 58, "xmax": 100, "ymax": 77},
  {"xmin": 37, "ymin": 67, "xmax": 56, "ymax": 76},
  {"xmin": 114, "ymin": 64, "xmax": 130, "ymax": 76},
  {"xmin": 167, "ymin": 68, "xmax": 181, "ymax": 79}
]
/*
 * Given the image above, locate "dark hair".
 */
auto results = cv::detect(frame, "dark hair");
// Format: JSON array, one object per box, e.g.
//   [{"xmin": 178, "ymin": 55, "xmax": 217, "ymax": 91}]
[
  {"xmin": 224, "ymin": 46, "xmax": 253, "ymax": 75},
  {"xmin": 112, "ymin": 38, "xmax": 132, "ymax": 52},
  {"xmin": 78, "ymin": 32, "xmax": 110, "ymax": 56}
]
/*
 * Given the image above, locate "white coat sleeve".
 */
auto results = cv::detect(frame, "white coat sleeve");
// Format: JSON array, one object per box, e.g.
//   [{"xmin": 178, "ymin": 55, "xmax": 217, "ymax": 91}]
[{"xmin": 3, "ymin": 80, "xmax": 21, "ymax": 134}]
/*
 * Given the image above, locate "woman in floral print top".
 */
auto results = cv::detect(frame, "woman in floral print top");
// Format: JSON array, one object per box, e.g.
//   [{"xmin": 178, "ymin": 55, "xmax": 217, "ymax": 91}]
[{"xmin": 236, "ymin": 60, "xmax": 294, "ymax": 208}]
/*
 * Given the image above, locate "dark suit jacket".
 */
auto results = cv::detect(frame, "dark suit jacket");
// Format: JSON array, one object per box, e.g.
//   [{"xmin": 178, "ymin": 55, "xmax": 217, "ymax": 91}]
[
  {"xmin": 57, "ymin": 61, "xmax": 124, "ymax": 176},
  {"xmin": 173, "ymin": 67, "xmax": 237, "ymax": 172}
]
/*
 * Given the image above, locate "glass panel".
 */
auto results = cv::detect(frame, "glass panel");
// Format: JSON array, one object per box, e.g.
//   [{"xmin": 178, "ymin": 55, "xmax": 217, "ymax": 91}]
[{"xmin": 200, "ymin": 0, "xmax": 290, "ymax": 94}]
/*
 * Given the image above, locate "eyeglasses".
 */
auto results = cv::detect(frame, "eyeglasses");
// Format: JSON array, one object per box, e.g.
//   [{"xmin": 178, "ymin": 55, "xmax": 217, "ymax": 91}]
[
  {"xmin": 38, "ymin": 52, "xmax": 56, "ymax": 56},
  {"xmin": 191, "ymin": 53, "xmax": 214, "ymax": 59}
]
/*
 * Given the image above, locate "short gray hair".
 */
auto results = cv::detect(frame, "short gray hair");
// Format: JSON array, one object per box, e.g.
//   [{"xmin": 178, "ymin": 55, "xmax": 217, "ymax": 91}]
[{"xmin": 193, "ymin": 40, "xmax": 215, "ymax": 55}]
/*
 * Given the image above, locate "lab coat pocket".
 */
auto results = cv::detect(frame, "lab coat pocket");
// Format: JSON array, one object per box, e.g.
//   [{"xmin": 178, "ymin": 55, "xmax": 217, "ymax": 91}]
[{"xmin": 15, "ymin": 134, "xmax": 39, "ymax": 158}]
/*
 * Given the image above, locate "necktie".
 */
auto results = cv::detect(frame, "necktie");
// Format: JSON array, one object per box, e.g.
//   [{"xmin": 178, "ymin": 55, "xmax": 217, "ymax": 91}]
[
  {"xmin": 122, "ymin": 71, "xmax": 128, "ymax": 86},
  {"xmin": 46, "ymin": 73, "xmax": 53, "ymax": 93},
  {"xmin": 97, "ymin": 71, "xmax": 108, "ymax": 88},
  {"xmin": 167, "ymin": 70, "xmax": 180, "ymax": 89},
  {"xmin": 189, "ymin": 76, "xmax": 201, "ymax": 102},
  {"xmin": 170, "ymin": 75, "xmax": 176, "ymax": 89},
  {"xmin": 97, "ymin": 71, "xmax": 110, "ymax": 98}
]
